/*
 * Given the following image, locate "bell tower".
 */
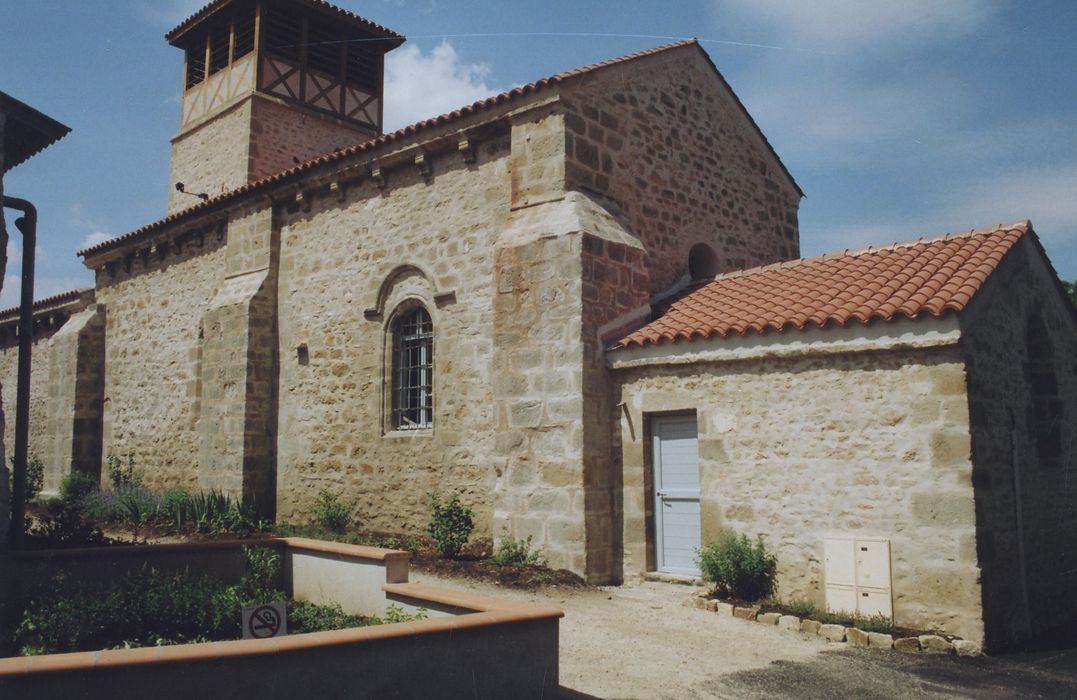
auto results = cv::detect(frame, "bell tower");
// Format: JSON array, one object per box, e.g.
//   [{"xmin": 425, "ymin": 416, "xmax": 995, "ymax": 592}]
[{"xmin": 165, "ymin": 0, "xmax": 404, "ymax": 213}]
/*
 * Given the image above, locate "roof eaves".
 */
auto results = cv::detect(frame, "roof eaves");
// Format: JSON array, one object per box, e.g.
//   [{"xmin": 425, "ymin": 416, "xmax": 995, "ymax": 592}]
[
  {"xmin": 166, "ymin": 0, "xmax": 404, "ymax": 44},
  {"xmin": 78, "ymin": 39, "xmax": 697, "ymax": 260},
  {"xmin": 0, "ymin": 91, "xmax": 71, "ymax": 173}
]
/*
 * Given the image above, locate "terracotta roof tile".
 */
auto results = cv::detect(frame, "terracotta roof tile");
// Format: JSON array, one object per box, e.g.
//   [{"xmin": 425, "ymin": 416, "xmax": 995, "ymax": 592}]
[
  {"xmin": 166, "ymin": 0, "xmax": 404, "ymax": 44},
  {"xmin": 615, "ymin": 222, "xmax": 1030, "ymax": 349},
  {"xmin": 81, "ymin": 39, "xmax": 780, "ymax": 260}
]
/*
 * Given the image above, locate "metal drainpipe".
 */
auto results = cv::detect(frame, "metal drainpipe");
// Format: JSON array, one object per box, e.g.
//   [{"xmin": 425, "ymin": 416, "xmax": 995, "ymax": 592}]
[{"xmin": 2, "ymin": 195, "xmax": 36, "ymax": 549}]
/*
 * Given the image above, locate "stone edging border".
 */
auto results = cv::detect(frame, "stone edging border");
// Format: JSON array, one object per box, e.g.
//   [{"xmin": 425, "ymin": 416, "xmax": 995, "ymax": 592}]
[{"xmin": 685, "ymin": 595, "xmax": 982, "ymax": 658}]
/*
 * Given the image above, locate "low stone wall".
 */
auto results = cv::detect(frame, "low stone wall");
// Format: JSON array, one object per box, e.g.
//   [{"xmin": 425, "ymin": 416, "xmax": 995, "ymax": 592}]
[{"xmin": 0, "ymin": 538, "xmax": 562, "ymax": 699}]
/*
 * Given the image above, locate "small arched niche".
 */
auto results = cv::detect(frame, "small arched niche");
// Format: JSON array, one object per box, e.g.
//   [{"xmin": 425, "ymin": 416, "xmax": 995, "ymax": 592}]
[{"xmin": 688, "ymin": 243, "xmax": 720, "ymax": 281}]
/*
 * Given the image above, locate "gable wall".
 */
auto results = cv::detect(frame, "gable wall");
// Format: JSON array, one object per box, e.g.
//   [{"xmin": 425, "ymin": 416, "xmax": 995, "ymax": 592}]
[
  {"xmin": 958, "ymin": 235, "xmax": 1077, "ymax": 650},
  {"xmin": 614, "ymin": 344, "xmax": 984, "ymax": 643},
  {"xmin": 560, "ymin": 46, "xmax": 801, "ymax": 294}
]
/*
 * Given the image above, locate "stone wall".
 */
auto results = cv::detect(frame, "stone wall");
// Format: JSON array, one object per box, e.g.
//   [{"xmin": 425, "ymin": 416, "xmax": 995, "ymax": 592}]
[
  {"xmin": 958, "ymin": 234, "xmax": 1077, "ymax": 650},
  {"xmin": 560, "ymin": 44, "xmax": 801, "ymax": 293},
  {"xmin": 168, "ymin": 101, "xmax": 254, "ymax": 214},
  {"xmin": 94, "ymin": 230, "xmax": 228, "ymax": 490},
  {"xmin": 0, "ymin": 295, "xmax": 95, "ymax": 491},
  {"xmin": 274, "ymin": 131, "xmax": 512, "ymax": 539},
  {"xmin": 247, "ymin": 96, "xmax": 370, "ymax": 183},
  {"xmin": 613, "ymin": 344, "xmax": 984, "ymax": 642},
  {"xmin": 168, "ymin": 95, "xmax": 374, "ymax": 214},
  {"xmin": 44, "ymin": 304, "xmax": 105, "ymax": 491}
]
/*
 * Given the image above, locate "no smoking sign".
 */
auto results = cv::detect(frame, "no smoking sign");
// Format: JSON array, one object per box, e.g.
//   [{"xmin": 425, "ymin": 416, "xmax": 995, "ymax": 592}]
[{"xmin": 242, "ymin": 602, "xmax": 288, "ymax": 639}]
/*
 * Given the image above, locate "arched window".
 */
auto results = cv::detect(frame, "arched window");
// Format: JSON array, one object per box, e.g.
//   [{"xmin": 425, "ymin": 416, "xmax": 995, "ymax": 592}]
[{"xmin": 391, "ymin": 306, "xmax": 434, "ymax": 429}]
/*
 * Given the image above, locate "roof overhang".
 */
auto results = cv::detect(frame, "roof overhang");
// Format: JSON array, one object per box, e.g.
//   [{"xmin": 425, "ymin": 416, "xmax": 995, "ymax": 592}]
[{"xmin": 0, "ymin": 91, "xmax": 70, "ymax": 173}]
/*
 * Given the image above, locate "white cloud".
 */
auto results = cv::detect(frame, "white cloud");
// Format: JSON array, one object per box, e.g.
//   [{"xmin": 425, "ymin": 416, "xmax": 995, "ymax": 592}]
[
  {"xmin": 715, "ymin": 0, "xmax": 999, "ymax": 52},
  {"xmin": 79, "ymin": 232, "xmax": 114, "ymax": 251},
  {"xmin": 134, "ymin": 0, "xmax": 206, "ymax": 28},
  {"xmin": 383, "ymin": 41, "xmax": 500, "ymax": 131}
]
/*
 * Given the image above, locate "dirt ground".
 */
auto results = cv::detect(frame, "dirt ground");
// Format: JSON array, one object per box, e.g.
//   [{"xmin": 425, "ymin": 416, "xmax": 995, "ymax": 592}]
[
  {"xmin": 409, "ymin": 569, "xmax": 828, "ymax": 699},
  {"xmin": 409, "ymin": 569, "xmax": 1077, "ymax": 700}
]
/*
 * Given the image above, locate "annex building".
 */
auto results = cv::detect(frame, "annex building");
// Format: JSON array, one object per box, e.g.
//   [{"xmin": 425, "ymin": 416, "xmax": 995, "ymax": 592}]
[{"xmin": 3, "ymin": 0, "xmax": 1074, "ymax": 650}]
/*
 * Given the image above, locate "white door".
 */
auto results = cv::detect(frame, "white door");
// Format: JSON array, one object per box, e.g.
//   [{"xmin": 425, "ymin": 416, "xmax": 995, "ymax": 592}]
[{"xmin": 652, "ymin": 414, "xmax": 701, "ymax": 575}]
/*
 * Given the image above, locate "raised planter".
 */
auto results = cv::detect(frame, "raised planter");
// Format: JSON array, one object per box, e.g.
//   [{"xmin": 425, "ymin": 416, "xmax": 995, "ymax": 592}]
[{"xmin": 0, "ymin": 538, "xmax": 562, "ymax": 699}]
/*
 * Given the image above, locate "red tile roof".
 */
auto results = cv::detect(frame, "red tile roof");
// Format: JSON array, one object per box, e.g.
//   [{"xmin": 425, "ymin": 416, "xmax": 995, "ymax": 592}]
[
  {"xmin": 615, "ymin": 222, "xmax": 1030, "ymax": 349},
  {"xmin": 0, "ymin": 287, "xmax": 92, "ymax": 322},
  {"xmin": 166, "ymin": 0, "xmax": 404, "ymax": 44},
  {"xmin": 81, "ymin": 39, "xmax": 798, "ymax": 259}
]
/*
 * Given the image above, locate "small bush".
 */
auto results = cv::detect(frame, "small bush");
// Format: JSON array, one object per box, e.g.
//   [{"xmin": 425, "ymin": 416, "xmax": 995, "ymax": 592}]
[
  {"xmin": 426, "ymin": 493, "xmax": 474, "ymax": 558},
  {"xmin": 491, "ymin": 534, "xmax": 546, "ymax": 567},
  {"xmin": 60, "ymin": 471, "xmax": 99, "ymax": 505},
  {"xmin": 784, "ymin": 598, "xmax": 817, "ymax": 618},
  {"xmin": 818, "ymin": 610, "xmax": 893, "ymax": 634},
  {"xmin": 9, "ymin": 456, "xmax": 45, "ymax": 501},
  {"xmin": 696, "ymin": 531, "xmax": 778, "ymax": 602},
  {"xmin": 288, "ymin": 600, "xmax": 372, "ymax": 633},
  {"xmin": 25, "ymin": 499, "xmax": 112, "ymax": 549},
  {"xmin": 311, "ymin": 488, "xmax": 351, "ymax": 533},
  {"xmin": 106, "ymin": 453, "xmax": 141, "ymax": 489}
]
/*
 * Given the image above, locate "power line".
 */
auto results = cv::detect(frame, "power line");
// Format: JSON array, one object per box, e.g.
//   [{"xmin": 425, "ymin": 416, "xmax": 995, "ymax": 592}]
[{"xmin": 273, "ymin": 31, "xmax": 827, "ymax": 55}]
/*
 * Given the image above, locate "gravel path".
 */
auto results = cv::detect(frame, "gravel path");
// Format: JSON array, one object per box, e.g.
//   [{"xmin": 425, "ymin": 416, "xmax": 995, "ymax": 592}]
[{"xmin": 408, "ymin": 570, "xmax": 828, "ymax": 699}]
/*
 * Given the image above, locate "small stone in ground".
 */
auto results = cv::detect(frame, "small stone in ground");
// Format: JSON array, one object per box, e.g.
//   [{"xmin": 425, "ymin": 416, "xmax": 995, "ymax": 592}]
[
  {"xmin": 733, "ymin": 605, "xmax": 760, "ymax": 620},
  {"xmin": 716, "ymin": 602, "xmax": 734, "ymax": 616},
  {"xmin": 818, "ymin": 624, "xmax": 846, "ymax": 643},
  {"xmin": 778, "ymin": 615, "xmax": 800, "ymax": 631},
  {"xmin": 919, "ymin": 635, "xmax": 954, "ymax": 654},
  {"xmin": 846, "ymin": 628, "xmax": 869, "ymax": 647},
  {"xmin": 800, "ymin": 619, "xmax": 822, "ymax": 635},
  {"xmin": 867, "ymin": 632, "xmax": 894, "ymax": 649},
  {"xmin": 952, "ymin": 640, "xmax": 982, "ymax": 657},
  {"xmin": 757, "ymin": 612, "xmax": 781, "ymax": 625},
  {"xmin": 894, "ymin": 637, "xmax": 921, "ymax": 653}
]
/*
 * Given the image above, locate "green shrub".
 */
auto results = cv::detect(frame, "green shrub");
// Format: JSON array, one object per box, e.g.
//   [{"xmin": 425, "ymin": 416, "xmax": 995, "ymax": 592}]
[
  {"xmin": 491, "ymin": 533, "xmax": 546, "ymax": 567},
  {"xmin": 312, "ymin": 488, "xmax": 351, "ymax": 533},
  {"xmin": 106, "ymin": 453, "xmax": 141, "ymax": 489},
  {"xmin": 160, "ymin": 488, "xmax": 191, "ymax": 530},
  {"xmin": 25, "ymin": 499, "xmax": 112, "ymax": 549},
  {"xmin": 9, "ymin": 456, "xmax": 45, "ymax": 501},
  {"xmin": 426, "ymin": 493, "xmax": 474, "ymax": 558},
  {"xmin": 696, "ymin": 531, "xmax": 778, "ymax": 601},
  {"xmin": 784, "ymin": 598, "xmax": 817, "ymax": 618},
  {"xmin": 60, "ymin": 471, "xmax": 99, "ymax": 505},
  {"xmin": 381, "ymin": 604, "xmax": 427, "ymax": 624},
  {"xmin": 15, "ymin": 546, "xmax": 283, "ymax": 654},
  {"xmin": 818, "ymin": 610, "xmax": 893, "ymax": 633}
]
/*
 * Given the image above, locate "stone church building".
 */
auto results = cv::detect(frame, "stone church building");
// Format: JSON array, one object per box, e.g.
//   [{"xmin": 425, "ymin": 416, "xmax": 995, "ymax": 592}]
[{"xmin": 3, "ymin": 0, "xmax": 1075, "ymax": 650}]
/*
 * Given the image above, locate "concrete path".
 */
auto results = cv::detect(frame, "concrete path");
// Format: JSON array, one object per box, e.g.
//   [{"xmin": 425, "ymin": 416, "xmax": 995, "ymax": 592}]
[{"xmin": 409, "ymin": 569, "xmax": 1077, "ymax": 699}]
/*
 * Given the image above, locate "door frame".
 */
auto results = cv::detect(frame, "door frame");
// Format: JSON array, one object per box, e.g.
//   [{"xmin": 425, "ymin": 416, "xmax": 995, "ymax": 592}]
[{"xmin": 650, "ymin": 412, "xmax": 700, "ymax": 575}]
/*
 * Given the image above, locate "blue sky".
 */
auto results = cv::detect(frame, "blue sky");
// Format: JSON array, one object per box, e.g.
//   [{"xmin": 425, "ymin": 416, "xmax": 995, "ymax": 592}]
[{"xmin": 3, "ymin": 0, "xmax": 1077, "ymax": 307}]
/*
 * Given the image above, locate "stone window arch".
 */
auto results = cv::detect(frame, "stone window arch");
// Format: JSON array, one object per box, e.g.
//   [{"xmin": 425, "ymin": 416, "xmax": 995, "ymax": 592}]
[
  {"xmin": 688, "ymin": 243, "xmax": 720, "ymax": 281},
  {"xmin": 390, "ymin": 304, "xmax": 434, "ymax": 430}
]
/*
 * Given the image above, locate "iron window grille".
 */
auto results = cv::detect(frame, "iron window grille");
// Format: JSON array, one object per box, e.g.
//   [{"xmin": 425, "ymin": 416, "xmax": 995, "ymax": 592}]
[{"xmin": 391, "ymin": 307, "xmax": 433, "ymax": 429}]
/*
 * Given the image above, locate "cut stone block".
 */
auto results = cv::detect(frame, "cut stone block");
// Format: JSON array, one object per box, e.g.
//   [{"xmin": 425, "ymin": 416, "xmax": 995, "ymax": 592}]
[
  {"xmin": 818, "ymin": 624, "xmax": 846, "ymax": 642},
  {"xmin": 800, "ymin": 619, "xmax": 822, "ymax": 635},
  {"xmin": 918, "ymin": 635, "xmax": 954, "ymax": 654},
  {"xmin": 716, "ymin": 602, "xmax": 735, "ymax": 616},
  {"xmin": 733, "ymin": 605, "xmax": 761, "ymax": 620},
  {"xmin": 953, "ymin": 640, "xmax": 982, "ymax": 657},
  {"xmin": 867, "ymin": 632, "xmax": 894, "ymax": 649},
  {"xmin": 778, "ymin": 615, "xmax": 800, "ymax": 631},
  {"xmin": 846, "ymin": 628, "xmax": 869, "ymax": 647},
  {"xmin": 894, "ymin": 637, "xmax": 921, "ymax": 653},
  {"xmin": 757, "ymin": 612, "xmax": 781, "ymax": 625}
]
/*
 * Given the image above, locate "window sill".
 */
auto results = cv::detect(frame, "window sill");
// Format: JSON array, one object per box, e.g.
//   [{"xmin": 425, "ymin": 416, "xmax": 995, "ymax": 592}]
[{"xmin": 383, "ymin": 428, "xmax": 434, "ymax": 439}]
